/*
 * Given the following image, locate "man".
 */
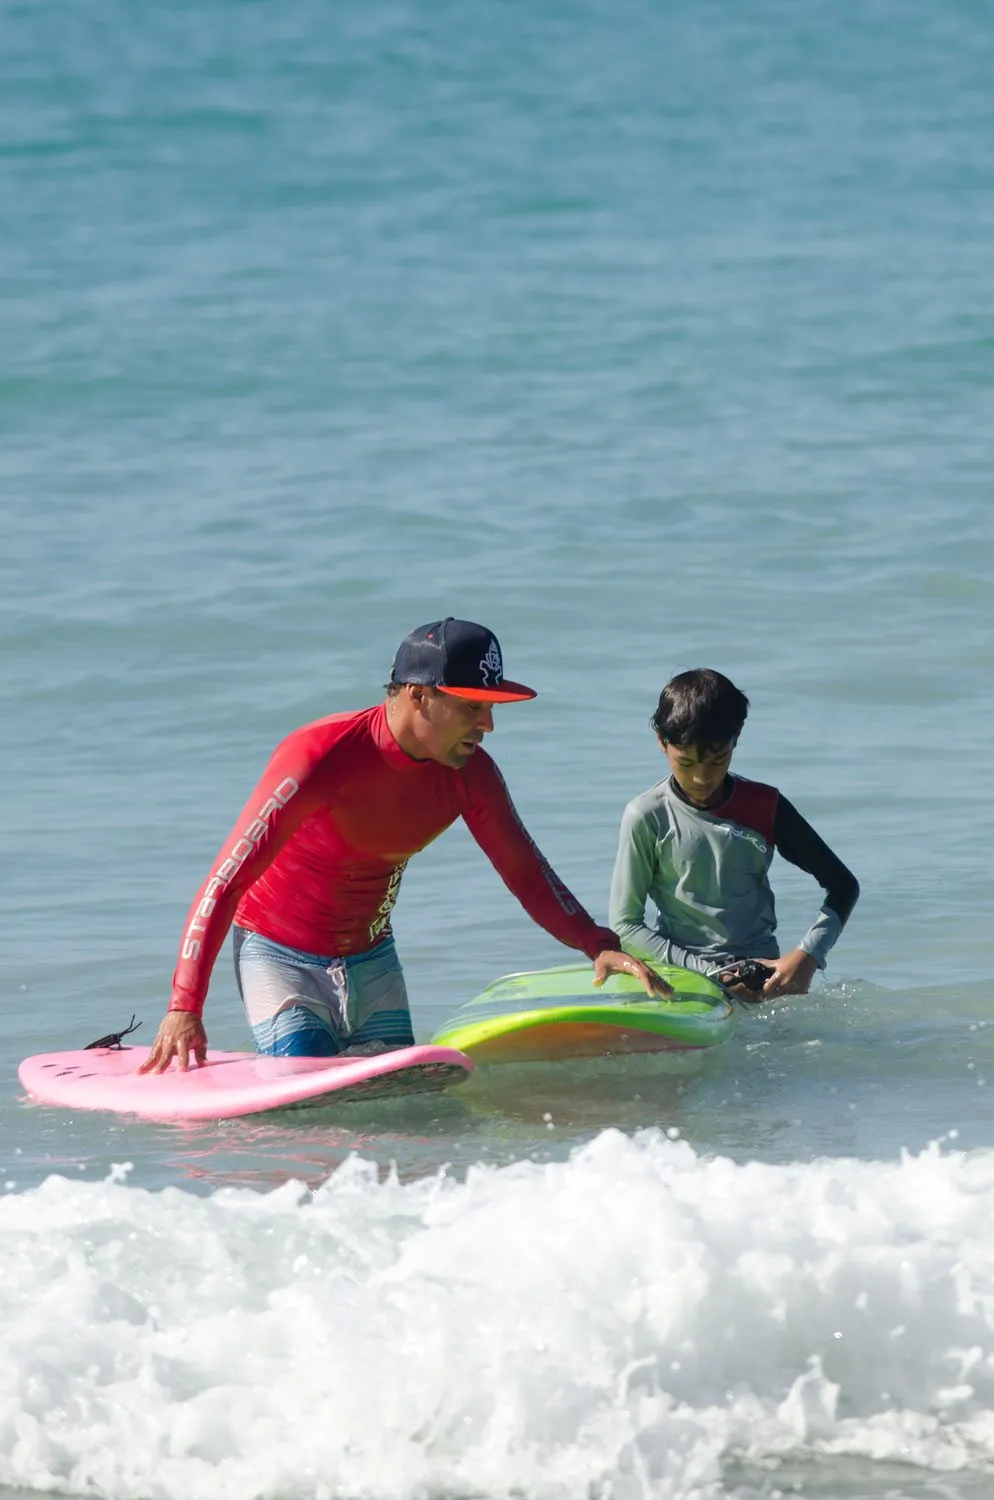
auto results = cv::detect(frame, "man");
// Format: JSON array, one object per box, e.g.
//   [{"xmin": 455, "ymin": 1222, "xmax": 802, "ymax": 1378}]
[{"xmin": 142, "ymin": 618, "xmax": 670, "ymax": 1072}]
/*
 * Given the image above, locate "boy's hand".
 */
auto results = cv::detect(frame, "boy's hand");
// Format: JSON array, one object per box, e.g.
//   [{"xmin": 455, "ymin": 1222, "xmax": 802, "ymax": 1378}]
[
  {"xmin": 138, "ymin": 1012, "xmax": 209, "ymax": 1074},
  {"xmin": 762, "ymin": 949, "xmax": 818, "ymax": 998},
  {"xmin": 593, "ymin": 950, "xmax": 675, "ymax": 998}
]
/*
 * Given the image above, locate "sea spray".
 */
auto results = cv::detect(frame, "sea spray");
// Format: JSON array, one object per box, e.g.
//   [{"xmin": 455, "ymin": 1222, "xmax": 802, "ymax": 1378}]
[{"xmin": 2, "ymin": 1132, "xmax": 993, "ymax": 1499}]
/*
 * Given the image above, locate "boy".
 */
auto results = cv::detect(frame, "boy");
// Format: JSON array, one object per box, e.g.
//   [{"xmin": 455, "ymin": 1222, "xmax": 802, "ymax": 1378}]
[{"xmin": 609, "ymin": 669, "xmax": 859, "ymax": 1001}]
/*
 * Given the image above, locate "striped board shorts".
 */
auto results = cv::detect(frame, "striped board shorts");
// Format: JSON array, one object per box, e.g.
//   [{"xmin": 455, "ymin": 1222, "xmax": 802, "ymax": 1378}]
[{"xmin": 232, "ymin": 927, "xmax": 415, "ymax": 1058}]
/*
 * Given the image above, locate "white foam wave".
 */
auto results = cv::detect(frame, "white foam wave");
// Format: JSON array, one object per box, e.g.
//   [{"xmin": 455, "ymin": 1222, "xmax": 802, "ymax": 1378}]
[{"xmin": 2, "ymin": 1133, "xmax": 994, "ymax": 1500}]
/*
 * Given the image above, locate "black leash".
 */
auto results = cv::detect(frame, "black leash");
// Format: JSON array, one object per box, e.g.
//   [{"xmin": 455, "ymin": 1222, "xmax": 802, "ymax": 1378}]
[
  {"xmin": 84, "ymin": 1014, "xmax": 142, "ymax": 1050},
  {"xmin": 716, "ymin": 959, "xmax": 777, "ymax": 1002}
]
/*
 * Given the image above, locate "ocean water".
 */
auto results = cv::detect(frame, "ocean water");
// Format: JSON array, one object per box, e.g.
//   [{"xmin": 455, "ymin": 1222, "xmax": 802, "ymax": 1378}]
[{"xmin": 2, "ymin": 0, "xmax": 994, "ymax": 1496}]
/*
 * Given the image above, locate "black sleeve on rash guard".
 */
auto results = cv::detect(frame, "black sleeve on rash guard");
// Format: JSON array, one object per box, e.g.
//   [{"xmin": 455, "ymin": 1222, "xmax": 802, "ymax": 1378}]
[{"xmin": 772, "ymin": 796, "xmax": 860, "ymax": 928}]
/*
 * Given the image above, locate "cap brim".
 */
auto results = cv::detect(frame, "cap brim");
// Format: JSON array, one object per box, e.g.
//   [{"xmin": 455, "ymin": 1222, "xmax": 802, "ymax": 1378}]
[{"xmin": 437, "ymin": 681, "xmax": 537, "ymax": 703}]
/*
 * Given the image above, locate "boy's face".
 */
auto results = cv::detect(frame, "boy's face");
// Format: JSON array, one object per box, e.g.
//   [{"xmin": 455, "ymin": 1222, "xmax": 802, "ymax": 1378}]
[{"xmin": 661, "ymin": 739, "xmax": 736, "ymax": 808}]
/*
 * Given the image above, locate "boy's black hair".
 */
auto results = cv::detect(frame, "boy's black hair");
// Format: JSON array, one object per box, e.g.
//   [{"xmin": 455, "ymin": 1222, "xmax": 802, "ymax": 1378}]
[{"xmin": 650, "ymin": 669, "xmax": 750, "ymax": 750}]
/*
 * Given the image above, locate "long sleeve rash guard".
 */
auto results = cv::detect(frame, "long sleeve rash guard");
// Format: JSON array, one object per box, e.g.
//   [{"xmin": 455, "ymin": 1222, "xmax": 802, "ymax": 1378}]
[
  {"xmin": 170, "ymin": 704, "xmax": 618, "ymax": 1015},
  {"xmin": 608, "ymin": 773, "xmax": 859, "ymax": 974}
]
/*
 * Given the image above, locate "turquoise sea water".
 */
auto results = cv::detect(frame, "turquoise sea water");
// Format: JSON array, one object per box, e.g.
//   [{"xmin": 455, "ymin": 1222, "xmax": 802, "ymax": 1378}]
[{"xmin": 3, "ymin": 1, "xmax": 994, "ymax": 1496}]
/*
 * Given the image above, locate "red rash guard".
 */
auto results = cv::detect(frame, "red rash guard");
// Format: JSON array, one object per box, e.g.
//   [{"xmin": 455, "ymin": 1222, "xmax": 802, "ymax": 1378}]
[{"xmin": 170, "ymin": 703, "xmax": 619, "ymax": 1016}]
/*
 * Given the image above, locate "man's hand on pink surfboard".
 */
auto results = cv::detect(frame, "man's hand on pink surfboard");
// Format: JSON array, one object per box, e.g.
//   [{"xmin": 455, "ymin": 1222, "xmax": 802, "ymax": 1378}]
[{"xmin": 138, "ymin": 1011, "xmax": 208, "ymax": 1073}]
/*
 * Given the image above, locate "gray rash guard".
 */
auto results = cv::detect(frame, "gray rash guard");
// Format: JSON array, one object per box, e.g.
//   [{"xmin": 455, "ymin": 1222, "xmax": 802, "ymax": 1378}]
[{"xmin": 609, "ymin": 773, "xmax": 859, "ymax": 976}]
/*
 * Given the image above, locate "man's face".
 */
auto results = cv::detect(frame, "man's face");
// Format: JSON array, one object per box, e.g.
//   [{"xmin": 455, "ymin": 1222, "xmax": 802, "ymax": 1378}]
[
  {"xmin": 414, "ymin": 688, "xmax": 495, "ymax": 769},
  {"xmin": 662, "ymin": 739, "xmax": 735, "ymax": 808}
]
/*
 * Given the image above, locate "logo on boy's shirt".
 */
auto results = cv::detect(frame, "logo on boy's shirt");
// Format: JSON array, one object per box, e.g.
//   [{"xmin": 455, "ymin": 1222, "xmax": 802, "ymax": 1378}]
[{"xmin": 714, "ymin": 821, "xmax": 771, "ymax": 856}]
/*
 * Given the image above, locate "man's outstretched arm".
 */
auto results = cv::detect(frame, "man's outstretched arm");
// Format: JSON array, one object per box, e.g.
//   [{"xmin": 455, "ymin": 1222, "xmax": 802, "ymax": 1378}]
[
  {"xmin": 461, "ymin": 758, "xmax": 672, "ymax": 998},
  {"xmin": 141, "ymin": 742, "xmax": 327, "ymax": 1072}
]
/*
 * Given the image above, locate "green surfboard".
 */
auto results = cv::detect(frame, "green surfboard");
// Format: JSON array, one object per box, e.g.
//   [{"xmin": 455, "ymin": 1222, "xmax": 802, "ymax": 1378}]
[{"xmin": 431, "ymin": 962, "xmax": 733, "ymax": 1063}]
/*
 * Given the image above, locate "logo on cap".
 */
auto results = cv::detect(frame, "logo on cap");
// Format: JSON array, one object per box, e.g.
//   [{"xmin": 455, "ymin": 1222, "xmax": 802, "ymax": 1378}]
[
  {"xmin": 390, "ymin": 617, "xmax": 537, "ymax": 702},
  {"xmin": 480, "ymin": 639, "xmax": 503, "ymax": 687}
]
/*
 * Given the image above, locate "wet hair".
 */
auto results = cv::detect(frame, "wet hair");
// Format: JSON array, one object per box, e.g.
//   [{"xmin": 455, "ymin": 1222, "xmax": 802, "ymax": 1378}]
[
  {"xmin": 650, "ymin": 669, "xmax": 749, "ymax": 750},
  {"xmin": 384, "ymin": 682, "xmax": 440, "ymax": 698}
]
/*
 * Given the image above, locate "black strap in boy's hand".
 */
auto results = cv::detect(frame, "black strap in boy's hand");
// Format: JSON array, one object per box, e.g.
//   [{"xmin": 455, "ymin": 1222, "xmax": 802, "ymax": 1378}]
[{"xmin": 717, "ymin": 959, "xmax": 777, "ymax": 999}]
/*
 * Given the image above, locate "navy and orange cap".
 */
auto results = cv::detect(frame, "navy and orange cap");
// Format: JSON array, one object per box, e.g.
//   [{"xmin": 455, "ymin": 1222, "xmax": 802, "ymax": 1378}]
[{"xmin": 390, "ymin": 618, "xmax": 537, "ymax": 703}]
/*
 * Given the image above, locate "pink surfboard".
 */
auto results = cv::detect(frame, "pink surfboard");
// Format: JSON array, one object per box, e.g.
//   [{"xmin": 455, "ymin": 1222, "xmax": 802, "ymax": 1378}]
[{"xmin": 17, "ymin": 1044, "xmax": 474, "ymax": 1121}]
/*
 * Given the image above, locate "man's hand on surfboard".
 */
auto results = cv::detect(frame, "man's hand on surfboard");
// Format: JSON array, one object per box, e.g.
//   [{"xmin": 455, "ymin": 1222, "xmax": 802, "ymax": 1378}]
[
  {"xmin": 138, "ymin": 1012, "xmax": 209, "ymax": 1074},
  {"xmin": 592, "ymin": 951, "xmax": 675, "ymax": 998}
]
